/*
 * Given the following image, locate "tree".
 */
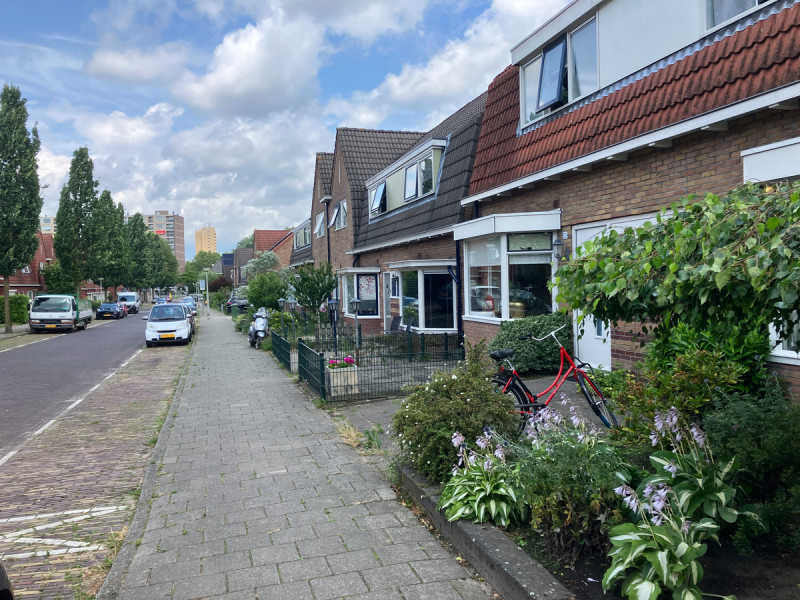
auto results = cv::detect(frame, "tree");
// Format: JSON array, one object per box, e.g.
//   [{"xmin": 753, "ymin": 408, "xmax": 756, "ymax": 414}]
[
  {"xmin": 555, "ymin": 182, "xmax": 800, "ymax": 343},
  {"xmin": 87, "ymin": 189, "xmax": 128, "ymax": 298},
  {"xmin": 244, "ymin": 251, "xmax": 280, "ymax": 278},
  {"xmin": 293, "ymin": 262, "xmax": 338, "ymax": 316},
  {"xmin": 54, "ymin": 147, "xmax": 98, "ymax": 294},
  {"xmin": 41, "ymin": 263, "xmax": 75, "ymax": 294},
  {"xmin": 0, "ymin": 84, "xmax": 42, "ymax": 332},
  {"xmin": 104, "ymin": 201, "xmax": 130, "ymax": 297},
  {"xmin": 236, "ymin": 233, "xmax": 254, "ymax": 249},
  {"xmin": 188, "ymin": 250, "xmax": 220, "ymax": 271},
  {"xmin": 125, "ymin": 213, "xmax": 150, "ymax": 290},
  {"xmin": 247, "ymin": 271, "xmax": 288, "ymax": 311}
]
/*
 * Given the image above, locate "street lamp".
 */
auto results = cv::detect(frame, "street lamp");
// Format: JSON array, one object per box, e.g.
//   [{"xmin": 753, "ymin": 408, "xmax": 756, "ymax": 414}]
[
  {"xmin": 350, "ymin": 297, "xmax": 361, "ymax": 365},
  {"xmin": 552, "ymin": 236, "xmax": 565, "ymax": 261},
  {"xmin": 286, "ymin": 299, "xmax": 297, "ymax": 339},
  {"xmin": 203, "ymin": 268, "xmax": 211, "ymax": 317},
  {"xmin": 98, "ymin": 278, "xmax": 104, "ymax": 302},
  {"xmin": 278, "ymin": 297, "xmax": 286, "ymax": 337},
  {"xmin": 328, "ymin": 298, "xmax": 339, "ymax": 356}
]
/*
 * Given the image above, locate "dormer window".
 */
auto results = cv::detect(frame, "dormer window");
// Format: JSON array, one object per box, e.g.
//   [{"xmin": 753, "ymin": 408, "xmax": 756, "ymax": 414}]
[
  {"xmin": 405, "ymin": 154, "xmax": 434, "ymax": 201},
  {"xmin": 370, "ymin": 181, "xmax": 387, "ymax": 216},
  {"xmin": 709, "ymin": 0, "xmax": 771, "ymax": 27},
  {"xmin": 521, "ymin": 17, "xmax": 597, "ymax": 125}
]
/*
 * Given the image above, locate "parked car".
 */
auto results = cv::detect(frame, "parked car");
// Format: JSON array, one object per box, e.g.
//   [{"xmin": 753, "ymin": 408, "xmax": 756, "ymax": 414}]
[
  {"xmin": 225, "ymin": 297, "xmax": 248, "ymax": 314},
  {"xmin": 96, "ymin": 302, "xmax": 124, "ymax": 319},
  {"xmin": 117, "ymin": 292, "xmax": 140, "ymax": 314},
  {"xmin": 180, "ymin": 297, "xmax": 197, "ymax": 315},
  {"xmin": 143, "ymin": 304, "xmax": 193, "ymax": 347},
  {"xmin": 176, "ymin": 303, "xmax": 196, "ymax": 334},
  {"xmin": 0, "ymin": 559, "xmax": 14, "ymax": 599}
]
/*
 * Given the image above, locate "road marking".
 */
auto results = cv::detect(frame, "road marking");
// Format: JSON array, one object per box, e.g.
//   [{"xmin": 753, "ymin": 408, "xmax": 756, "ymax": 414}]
[
  {"xmin": 0, "ymin": 505, "xmax": 129, "ymax": 560},
  {"xmin": 32, "ymin": 420, "xmax": 56, "ymax": 436},
  {"xmin": 0, "ymin": 450, "xmax": 17, "ymax": 467}
]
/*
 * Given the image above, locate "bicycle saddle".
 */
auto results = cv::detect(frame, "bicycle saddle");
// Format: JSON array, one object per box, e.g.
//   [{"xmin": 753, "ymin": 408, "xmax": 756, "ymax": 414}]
[{"xmin": 489, "ymin": 348, "xmax": 515, "ymax": 360}]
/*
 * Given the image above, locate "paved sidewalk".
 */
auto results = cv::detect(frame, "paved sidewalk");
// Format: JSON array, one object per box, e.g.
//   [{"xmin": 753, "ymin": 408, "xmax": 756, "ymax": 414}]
[{"xmin": 111, "ymin": 311, "xmax": 494, "ymax": 600}]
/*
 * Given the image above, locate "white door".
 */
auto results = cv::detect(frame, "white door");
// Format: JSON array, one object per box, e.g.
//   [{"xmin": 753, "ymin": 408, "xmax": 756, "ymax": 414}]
[{"xmin": 572, "ymin": 213, "xmax": 659, "ymax": 370}]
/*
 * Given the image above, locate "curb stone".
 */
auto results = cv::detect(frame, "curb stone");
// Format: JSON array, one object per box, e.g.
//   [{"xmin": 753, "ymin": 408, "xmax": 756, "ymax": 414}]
[{"xmin": 400, "ymin": 466, "xmax": 575, "ymax": 600}]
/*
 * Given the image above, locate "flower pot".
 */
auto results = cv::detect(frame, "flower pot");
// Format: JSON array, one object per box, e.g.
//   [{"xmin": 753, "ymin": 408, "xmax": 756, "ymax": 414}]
[{"xmin": 325, "ymin": 366, "xmax": 359, "ymax": 398}]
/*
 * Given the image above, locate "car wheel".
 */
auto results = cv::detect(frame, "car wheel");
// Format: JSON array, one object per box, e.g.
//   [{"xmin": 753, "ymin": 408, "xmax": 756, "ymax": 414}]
[{"xmin": 146, "ymin": 341, "xmax": 153, "ymax": 348}]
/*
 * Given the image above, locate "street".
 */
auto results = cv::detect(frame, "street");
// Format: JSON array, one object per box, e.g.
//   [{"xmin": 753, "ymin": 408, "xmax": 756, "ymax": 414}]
[{"xmin": 0, "ymin": 313, "xmax": 149, "ymax": 460}]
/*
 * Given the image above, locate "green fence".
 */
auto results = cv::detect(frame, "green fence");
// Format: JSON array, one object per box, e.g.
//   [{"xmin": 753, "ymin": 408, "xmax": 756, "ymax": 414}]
[
  {"xmin": 298, "ymin": 338, "xmax": 326, "ymax": 399},
  {"xmin": 272, "ymin": 330, "xmax": 292, "ymax": 372}
]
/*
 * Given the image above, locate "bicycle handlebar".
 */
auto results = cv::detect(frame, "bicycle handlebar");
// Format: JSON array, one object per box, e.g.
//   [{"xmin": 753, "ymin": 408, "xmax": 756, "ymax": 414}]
[{"xmin": 518, "ymin": 321, "xmax": 568, "ymax": 343}]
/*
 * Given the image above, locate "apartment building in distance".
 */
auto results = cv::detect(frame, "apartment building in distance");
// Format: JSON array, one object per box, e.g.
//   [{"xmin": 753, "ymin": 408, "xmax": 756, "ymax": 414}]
[
  {"xmin": 40, "ymin": 216, "xmax": 56, "ymax": 234},
  {"xmin": 143, "ymin": 210, "xmax": 186, "ymax": 271},
  {"xmin": 195, "ymin": 225, "xmax": 217, "ymax": 254}
]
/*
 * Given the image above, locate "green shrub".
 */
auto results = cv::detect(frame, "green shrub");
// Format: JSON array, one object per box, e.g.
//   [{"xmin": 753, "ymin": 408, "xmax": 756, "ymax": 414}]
[
  {"xmin": 513, "ymin": 404, "xmax": 627, "ymax": 563},
  {"xmin": 0, "ymin": 294, "xmax": 31, "ymax": 324},
  {"xmin": 392, "ymin": 340, "xmax": 519, "ymax": 483},
  {"xmin": 233, "ymin": 313, "xmax": 250, "ymax": 332},
  {"xmin": 486, "ymin": 313, "xmax": 572, "ymax": 374},
  {"xmin": 703, "ymin": 377, "xmax": 800, "ymax": 552}
]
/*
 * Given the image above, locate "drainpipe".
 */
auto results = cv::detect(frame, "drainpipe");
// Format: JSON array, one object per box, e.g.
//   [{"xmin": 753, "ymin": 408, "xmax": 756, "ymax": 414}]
[{"xmin": 454, "ymin": 240, "xmax": 463, "ymax": 343}]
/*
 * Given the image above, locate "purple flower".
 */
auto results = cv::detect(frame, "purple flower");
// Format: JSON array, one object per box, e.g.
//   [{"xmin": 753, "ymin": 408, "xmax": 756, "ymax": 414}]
[
  {"xmin": 690, "ymin": 425, "xmax": 706, "ymax": 448},
  {"xmin": 569, "ymin": 405, "xmax": 583, "ymax": 428},
  {"xmin": 664, "ymin": 460, "xmax": 678, "ymax": 477},
  {"xmin": 654, "ymin": 412, "xmax": 665, "ymax": 432},
  {"xmin": 650, "ymin": 430, "xmax": 660, "ymax": 447},
  {"xmin": 451, "ymin": 432, "xmax": 465, "ymax": 448},
  {"xmin": 483, "ymin": 458, "xmax": 493, "ymax": 470},
  {"xmin": 666, "ymin": 407, "xmax": 680, "ymax": 431},
  {"xmin": 494, "ymin": 446, "xmax": 505, "ymax": 460},
  {"xmin": 651, "ymin": 486, "xmax": 670, "ymax": 512},
  {"xmin": 475, "ymin": 435, "xmax": 489, "ymax": 450},
  {"xmin": 650, "ymin": 512, "xmax": 664, "ymax": 526},
  {"xmin": 682, "ymin": 519, "xmax": 691, "ymax": 534}
]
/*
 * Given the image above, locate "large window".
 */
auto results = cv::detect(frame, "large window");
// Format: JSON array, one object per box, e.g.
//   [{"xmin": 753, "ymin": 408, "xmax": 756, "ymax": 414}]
[
  {"xmin": 293, "ymin": 222, "xmax": 311, "ymax": 249},
  {"xmin": 314, "ymin": 213, "xmax": 325, "ymax": 238},
  {"xmin": 398, "ymin": 270, "xmax": 455, "ymax": 330},
  {"xmin": 370, "ymin": 182, "xmax": 387, "ymax": 216},
  {"xmin": 404, "ymin": 154, "xmax": 434, "ymax": 201},
  {"xmin": 329, "ymin": 200, "xmax": 348, "ymax": 230},
  {"xmin": 522, "ymin": 17, "xmax": 597, "ymax": 124},
  {"xmin": 467, "ymin": 237, "xmax": 502, "ymax": 317},
  {"xmin": 709, "ymin": 0, "xmax": 770, "ymax": 27},
  {"xmin": 343, "ymin": 273, "xmax": 378, "ymax": 316},
  {"xmin": 466, "ymin": 234, "xmax": 554, "ymax": 320}
]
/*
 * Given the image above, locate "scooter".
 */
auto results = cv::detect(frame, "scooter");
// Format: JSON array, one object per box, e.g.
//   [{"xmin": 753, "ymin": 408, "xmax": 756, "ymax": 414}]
[{"xmin": 248, "ymin": 307, "xmax": 268, "ymax": 349}]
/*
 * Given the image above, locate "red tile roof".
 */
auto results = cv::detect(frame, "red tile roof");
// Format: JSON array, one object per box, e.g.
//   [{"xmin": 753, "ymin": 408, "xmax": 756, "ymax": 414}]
[
  {"xmin": 254, "ymin": 229, "xmax": 291, "ymax": 252},
  {"xmin": 469, "ymin": 4, "xmax": 800, "ymax": 195}
]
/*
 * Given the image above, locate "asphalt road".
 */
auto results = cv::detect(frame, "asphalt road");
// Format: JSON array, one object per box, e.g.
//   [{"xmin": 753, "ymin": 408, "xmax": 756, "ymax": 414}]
[{"xmin": 0, "ymin": 312, "xmax": 149, "ymax": 459}]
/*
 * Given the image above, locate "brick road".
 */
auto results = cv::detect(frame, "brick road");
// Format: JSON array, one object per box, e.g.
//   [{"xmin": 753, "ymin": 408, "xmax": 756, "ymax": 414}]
[{"xmin": 0, "ymin": 341, "xmax": 189, "ymax": 599}]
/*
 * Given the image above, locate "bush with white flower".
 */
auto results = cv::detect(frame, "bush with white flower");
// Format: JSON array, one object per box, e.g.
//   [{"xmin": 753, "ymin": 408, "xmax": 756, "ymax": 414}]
[{"xmin": 391, "ymin": 339, "xmax": 519, "ymax": 483}]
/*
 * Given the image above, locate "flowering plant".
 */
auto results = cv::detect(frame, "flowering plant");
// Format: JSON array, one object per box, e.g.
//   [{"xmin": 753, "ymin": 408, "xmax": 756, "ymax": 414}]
[
  {"xmin": 436, "ymin": 428, "xmax": 527, "ymax": 528},
  {"xmin": 328, "ymin": 356, "xmax": 355, "ymax": 369},
  {"xmin": 602, "ymin": 407, "xmax": 753, "ymax": 600}
]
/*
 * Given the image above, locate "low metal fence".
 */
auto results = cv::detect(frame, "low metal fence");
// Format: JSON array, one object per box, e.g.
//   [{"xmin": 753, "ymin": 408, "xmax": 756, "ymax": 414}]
[
  {"xmin": 298, "ymin": 338, "xmax": 326, "ymax": 398},
  {"xmin": 272, "ymin": 330, "xmax": 291, "ymax": 372}
]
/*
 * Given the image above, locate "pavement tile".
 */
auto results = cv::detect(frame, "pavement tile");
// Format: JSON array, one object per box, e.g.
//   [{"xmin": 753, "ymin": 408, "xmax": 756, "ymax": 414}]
[
  {"xmin": 255, "ymin": 580, "xmax": 314, "ymax": 600},
  {"xmin": 251, "ymin": 542, "xmax": 301, "ymax": 566},
  {"xmin": 226, "ymin": 563, "xmax": 280, "ymax": 591},
  {"xmin": 374, "ymin": 542, "xmax": 429, "ymax": 565},
  {"xmin": 149, "ymin": 558, "xmax": 201, "ymax": 584},
  {"xmin": 296, "ymin": 534, "xmax": 347, "ymax": 558},
  {"xmin": 172, "ymin": 572, "xmax": 227, "ymax": 600},
  {"xmin": 201, "ymin": 550, "xmax": 252, "ymax": 574},
  {"xmin": 362, "ymin": 563, "xmax": 421, "ymax": 591},
  {"xmin": 411, "ymin": 558, "xmax": 473, "ymax": 582},
  {"xmin": 341, "ymin": 529, "xmax": 393, "ymax": 551},
  {"xmin": 278, "ymin": 555, "xmax": 331, "ymax": 583},
  {"xmin": 310, "ymin": 571, "xmax": 369, "ymax": 599},
  {"xmin": 117, "ymin": 581, "xmax": 174, "ymax": 600},
  {"xmin": 325, "ymin": 548, "xmax": 381, "ymax": 574},
  {"xmin": 400, "ymin": 581, "xmax": 466, "ymax": 600},
  {"xmin": 176, "ymin": 539, "xmax": 226, "ymax": 560},
  {"xmin": 355, "ymin": 513, "xmax": 403, "ymax": 531}
]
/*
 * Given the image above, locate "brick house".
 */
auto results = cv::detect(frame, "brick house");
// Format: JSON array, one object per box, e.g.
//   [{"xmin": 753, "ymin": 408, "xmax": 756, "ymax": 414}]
[
  {"xmin": 345, "ymin": 94, "xmax": 487, "ymax": 336},
  {"xmin": 452, "ymin": 0, "xmax": 800, "ymax": 382},
  {"xmin": 1, "ymin": 233, "xmax": 55, "ymax": 298},
  {"xmin": 312, "ymin": 129, "xmax": 426, "ymax": 326}
]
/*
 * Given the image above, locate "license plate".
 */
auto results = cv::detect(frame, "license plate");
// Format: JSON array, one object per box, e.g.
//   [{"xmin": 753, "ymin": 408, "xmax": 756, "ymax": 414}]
[
  {"xmin": 101, "ymin": 313, "xmax": 111, "ymax": 317},
  {"xmin": 45, "ymin": 324, "xmax": 56, "ymax": 328},
  {"xmin": 160, "ymin": 333, "xmax": 175, "ymax": 339}
]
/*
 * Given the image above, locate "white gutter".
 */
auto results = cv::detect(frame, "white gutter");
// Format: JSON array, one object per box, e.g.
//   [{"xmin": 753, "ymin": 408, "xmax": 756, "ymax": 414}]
[{"xmin": 462, "ymin": 82, "xmax": 800, "ymax": 206}]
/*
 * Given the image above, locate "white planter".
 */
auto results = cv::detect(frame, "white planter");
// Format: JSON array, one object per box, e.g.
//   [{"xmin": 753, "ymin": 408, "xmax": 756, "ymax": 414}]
[{"xmin": 325, "ymin": 367, "xmax": 359, "ymax": 398}]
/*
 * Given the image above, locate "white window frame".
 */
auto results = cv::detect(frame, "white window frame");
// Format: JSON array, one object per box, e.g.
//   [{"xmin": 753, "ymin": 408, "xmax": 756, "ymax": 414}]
[
  {"xmin": 314, "ymin": 213, "xmax": 325, "ymax": 238},
  {"xmin": 342, "ymin": 271, "xmax": 380, "ymax": 318},
  {"xmin": 463, "ymin": 234, "xmax": 557, "ymax": 322},
  {"xmin": 707, "ymin": 0, "xmax": 772, "ymax": 29},
  {"xmin": 520, "ymin": 16, "xmax": 598, "ymax": 127},
  {"xmin": 370, "ymin": 181, "xmax": 387, "ymax": 216},
  {"xmin": 405, "ymin": 153, "xmax": 434, "ymax": 202},
  {"xmin": 330, "ymin": 200, "xmax": 348, "ymax": 230}
]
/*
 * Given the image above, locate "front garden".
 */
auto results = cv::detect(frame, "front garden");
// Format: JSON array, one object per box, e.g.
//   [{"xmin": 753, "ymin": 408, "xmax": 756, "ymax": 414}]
[{"xmin": 391, "ymin": 182, "xmax": 800, "ymax": 600}]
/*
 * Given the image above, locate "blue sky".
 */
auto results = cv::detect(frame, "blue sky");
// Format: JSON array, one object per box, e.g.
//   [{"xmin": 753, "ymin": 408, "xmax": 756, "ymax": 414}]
[{"xmin": 1, "ymin": 0, "xmax": 568, "ymax": 257}]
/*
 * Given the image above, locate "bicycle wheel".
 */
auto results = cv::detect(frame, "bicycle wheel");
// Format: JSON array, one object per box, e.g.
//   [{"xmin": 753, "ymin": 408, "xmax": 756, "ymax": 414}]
[
  {"xmin": 493, "ymin": 377, "xmax": 536, "ymax": 432},
  {"xmin": 575, "ymin": 371, "xmax": 618, "ymax": 428}
]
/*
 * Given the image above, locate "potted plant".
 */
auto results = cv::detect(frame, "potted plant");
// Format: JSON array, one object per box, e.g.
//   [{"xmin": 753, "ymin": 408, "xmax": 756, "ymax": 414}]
[{"xmin": 325, "ymin": 355, "xmax": 359, "ymax": 398}]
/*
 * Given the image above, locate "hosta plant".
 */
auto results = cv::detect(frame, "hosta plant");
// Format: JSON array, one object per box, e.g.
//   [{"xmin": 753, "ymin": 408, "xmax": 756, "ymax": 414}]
[
  {"xmin": 437, "ymin": 429, "xmax": 527, "ymax": 528},
  {"xmin": 603, "ymin": 408, "xmax": 754, "ymax": 600}
]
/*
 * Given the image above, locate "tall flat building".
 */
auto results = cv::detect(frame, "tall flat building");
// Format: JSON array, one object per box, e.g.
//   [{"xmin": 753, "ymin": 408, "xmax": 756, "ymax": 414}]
[
  {"xmin": 195, "ymin": 226, "xmax": 217, "ymax": 254},
  {"xmin": 40, "ymin": 216, "xmax": 57, "ymax": 234},
  {"xmin": 142, "ymin": 210, "xmax": 186, "ymax": 272}
]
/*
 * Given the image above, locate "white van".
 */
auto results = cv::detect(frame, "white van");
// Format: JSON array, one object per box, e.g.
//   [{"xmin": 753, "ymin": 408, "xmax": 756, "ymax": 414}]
[{"xmin": 117, "ymin": 292, "xmax": 140, "ymax": 314}]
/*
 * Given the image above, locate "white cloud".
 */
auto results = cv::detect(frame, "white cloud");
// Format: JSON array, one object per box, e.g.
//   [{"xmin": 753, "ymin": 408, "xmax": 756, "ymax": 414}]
[
  {"xmin": 72, "ymin": 103, "xmax": 184, "ymax": 151},
  {"xmin": 85, "ymin": 43, "xmax": 191, "ymax": 83},
  {"xmin": 171, "ymin": 10, "xmax": 327, "ymax": 117},
  {"xmin": 325, "ymin": 0, "xmax": 569, "ymax": 129}
]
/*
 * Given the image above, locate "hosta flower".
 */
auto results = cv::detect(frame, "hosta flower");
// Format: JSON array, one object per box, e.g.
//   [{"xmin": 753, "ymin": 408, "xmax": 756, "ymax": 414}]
[
  {"xmin": 654, "ymin": 412, "xmax": 665, "ymax": 432},
  {"xmin": 666, "ymin": 406, "xmax": 680, "ymax": 431},
  {"xmin": 664, "ymin": 459, "xmax": 678, "ymax": 476},
  {"xmin": 682, "ymin": 519, "xmax": 691, "ymax": 534},
  {"xmin": 475, "ymin": 435, "xmax": 489, "ymax": 450},
  {"xmin": 494, "ymin": 446, "xmax": 505, "ymax": 460},
  {"xmin": 484, "ymin": 458, "xmax": 493, "ymax": 470},
  {"xmin": 690, "ymin": 424, "xmax": 706, "ymax": 447},
  {"xmin": 650, "ymin": 430, "xmax": 660, "ymax": 446},
  {"xmin": 451, "ymin": 432, "xmax": 465, "ymax": 448}
]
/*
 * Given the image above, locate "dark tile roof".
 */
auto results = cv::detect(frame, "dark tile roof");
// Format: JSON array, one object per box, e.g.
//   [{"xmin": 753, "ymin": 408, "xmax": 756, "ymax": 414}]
[
  {"xmin": 290, "ymin": 244, "xmax": 313, "ymax": 266},
  {"xmin": 336, "ymin": 128, "xmax": 426, "ymax": 241},
  {"xmin": 234, "ymin": 247, "xmax": 254, "ymax": 267},
  {"xmin": 469, "ymin": 3, "xmax": 800, "ymax": 195},
  {"xmin": 353, "ymin": 95, "xmax": 487, "ymax": 249},
  {"xmin": 316, "ymin": 153, "xmax": 334, "ymax": 198}
]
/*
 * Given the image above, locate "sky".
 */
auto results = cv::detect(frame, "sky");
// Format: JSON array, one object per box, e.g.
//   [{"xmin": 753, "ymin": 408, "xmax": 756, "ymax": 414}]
[{"xmin": 1, "ymin": 0, "xmax": 569, "ymax": 259}]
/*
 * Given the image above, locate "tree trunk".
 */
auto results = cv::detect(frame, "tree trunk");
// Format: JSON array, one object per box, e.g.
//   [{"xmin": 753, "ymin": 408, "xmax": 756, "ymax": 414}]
[{"xmin": 3, "ymin": 277, "xmax": 11, "ymax": 333}]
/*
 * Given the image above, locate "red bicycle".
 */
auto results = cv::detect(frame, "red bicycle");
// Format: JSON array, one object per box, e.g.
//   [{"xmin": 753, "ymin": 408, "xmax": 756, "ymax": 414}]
[{"xmin": 490, "ymin": 322, "xmax": 618, "ymax": 428}]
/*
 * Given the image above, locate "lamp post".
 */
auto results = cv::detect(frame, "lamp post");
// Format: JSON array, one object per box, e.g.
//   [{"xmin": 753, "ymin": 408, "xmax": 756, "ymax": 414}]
[
  {"xmin": 552, "ymin": 236, "xmax": 565, "ymax": 261},
  {"xmin": 98, "ymin": 277, "xmax": 104, "ymax": 302},
  {"xmin": 349, "ymin": 297, "xmax": 361, "ymax": 366},
  {"xmin": 328, "ymin": 298, "xmax": 339, "ymax": 356},
  {"xmin": 286, "ymin": 299, "xmax": 297, "ymax": 339},
  {"xmin": 203, "ymin": 268, "xmax": 211, "ymax": 317},
  {"xmin": 278, "ymin": 297, "xmax": 286, "ymax": 337}
]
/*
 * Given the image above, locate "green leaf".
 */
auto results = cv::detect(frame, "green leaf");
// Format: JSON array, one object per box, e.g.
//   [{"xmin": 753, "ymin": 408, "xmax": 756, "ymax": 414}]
[
  {"xmin": 621, "ymin": 575, "xmax": 661, "ymax": 600},
  {"xmin": 714, "ymin": 270, "xmax": 731, "ymax": 290}
]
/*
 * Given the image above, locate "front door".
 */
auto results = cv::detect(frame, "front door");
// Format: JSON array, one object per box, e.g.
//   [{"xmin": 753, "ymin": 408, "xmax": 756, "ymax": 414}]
[{"xmin": 572, "ymin": 214, "xmax": 658, "ymax": 369}]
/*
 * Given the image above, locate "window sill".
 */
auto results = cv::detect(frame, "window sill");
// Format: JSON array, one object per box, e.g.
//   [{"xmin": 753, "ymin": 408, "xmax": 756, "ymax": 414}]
[
  {"xmin": 464, "ymin": 314, "xmax": 502, "ymax": 325},
  {"xmin": 768, "ymin": 353, "xmax": 800, "ymax": 366}
]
